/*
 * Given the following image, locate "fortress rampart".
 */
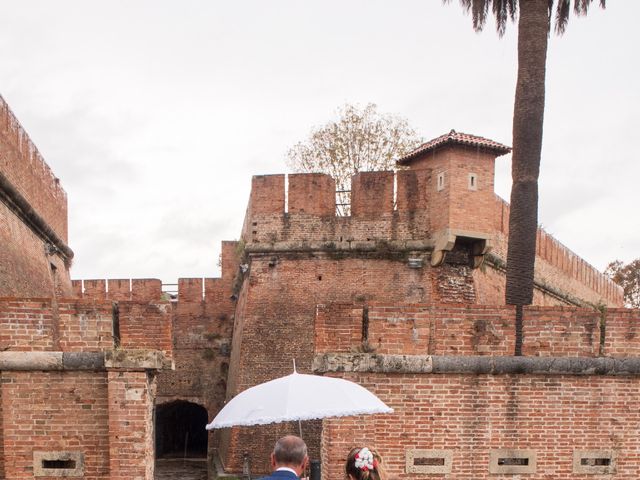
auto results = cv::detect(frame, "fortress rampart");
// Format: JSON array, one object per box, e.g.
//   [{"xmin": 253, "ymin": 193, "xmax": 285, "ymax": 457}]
[
  {"xmin": 314, "ymin": 303, "xmax": 640, "ymax": 479},
  {"xmin": 0, "ymin": 96, "xmax": 68, "ymax": 243},
  {"xmin": 70, "ymin": 241, "xmax": 240, "ymax": 462},
  {"xmin": 0, "ymin": 295, "xmax": 173, "ymax": 479},
  {"xmin": 0, "ymin": 95, "xmax": 72, "ymax": 298},
  {"xmin": 241, "ymin": 171, "xmax": 621, "ymax": 307}
]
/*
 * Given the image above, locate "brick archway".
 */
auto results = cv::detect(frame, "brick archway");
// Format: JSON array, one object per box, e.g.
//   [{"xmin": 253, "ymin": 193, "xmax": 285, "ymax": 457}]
[{"xmin": 155, "ymin": 400, "xmax": 208, "ymax": 459}]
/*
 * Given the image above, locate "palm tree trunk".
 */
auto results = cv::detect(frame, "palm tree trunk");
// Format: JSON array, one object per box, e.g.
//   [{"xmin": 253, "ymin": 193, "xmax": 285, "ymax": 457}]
[{"xmin": 505, "ymin": 0, "xmax": 550, "ymax": 308}]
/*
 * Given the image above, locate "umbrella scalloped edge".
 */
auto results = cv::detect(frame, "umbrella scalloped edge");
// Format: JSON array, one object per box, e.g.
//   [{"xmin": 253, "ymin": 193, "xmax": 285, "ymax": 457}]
[{"xmin": 206, "ymin": 406, "xmax": 394, "ymax": 430}]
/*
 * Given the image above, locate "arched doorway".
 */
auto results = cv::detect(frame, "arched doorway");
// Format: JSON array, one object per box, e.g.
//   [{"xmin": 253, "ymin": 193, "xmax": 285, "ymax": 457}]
[{"xmin": 155, "ymin": 401, "xmax": 208, "ymax": 458}]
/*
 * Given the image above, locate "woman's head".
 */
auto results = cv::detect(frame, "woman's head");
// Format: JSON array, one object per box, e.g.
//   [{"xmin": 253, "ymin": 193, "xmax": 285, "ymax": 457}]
[{"xmin": 345, "ymin": 447, "xmax": 385, "ymax": 480}]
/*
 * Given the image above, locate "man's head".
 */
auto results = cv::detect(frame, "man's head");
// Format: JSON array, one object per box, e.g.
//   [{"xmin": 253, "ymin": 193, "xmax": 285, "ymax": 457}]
[{"xmin": 270, "ymin": 435, "xmax": 308, "ymax": 475}]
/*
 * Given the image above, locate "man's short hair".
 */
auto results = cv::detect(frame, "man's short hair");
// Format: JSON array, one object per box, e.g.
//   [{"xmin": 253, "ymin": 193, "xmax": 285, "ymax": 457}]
[{"xmin": 273, "ymin": 435, "xmax": 308, "ymax": 465}]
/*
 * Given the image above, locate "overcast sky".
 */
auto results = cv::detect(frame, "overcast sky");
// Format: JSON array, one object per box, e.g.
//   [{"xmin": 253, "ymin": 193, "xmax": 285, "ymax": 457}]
[{"xmin": 1, "ymin": 1, "xmax": 638, "ymax": 284}]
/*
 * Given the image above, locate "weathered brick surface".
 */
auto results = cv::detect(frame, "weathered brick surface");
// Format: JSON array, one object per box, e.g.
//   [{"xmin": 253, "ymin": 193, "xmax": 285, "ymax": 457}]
[
  {"xmin": 73, "ymin": 278, "xmax": 163, "ymax": 302},
  {"xmin": 0, "ymin": 299, "xmax": 55, "ymax": 351},
  {"xmin": 1, "ymin": 371, "xmax": 110, "ymax": 479},
  {"xmin": 221, "ymin": 255, "xmax": 484, "ymax": 472},
  {"xmin": 107, "ymin": 371, "xmax": 155, "ymax": 480},
  {"xmin": 0, "ymin": 295, "xmax": 172, "ymax": 479},
  {"xmin": 0, "ymin": 201, "xmax": 71, "ymax": 297},
  {"xmin": 322, "ymin": 372, "xmax": 640, "ymax": 479},
  {"xmin": 315, "ymin": 304, "xmax": 363, "ymax": 353},
  {"xmin": 603, "ymin": 307, "xmax": 640, "ymax": 357},
  {"xmin": 0, "ymin": 96, "xmax": 68, "ymax": 242},
  {"xmin": 351, "ymin": 171, "xmax": 394, "ymax": 216},
  {"xmin": 0, "ymin": 96, "xmax": 72, "ymax": 298},
  {"xmin": 288, "ymin": 173, "xmax": 335, "ymax": 216},
  {"xmin": 240, "ymin": 169, "xmax": 620, "ymax": 307},
  {"xmin": 118, "ymin": 302, "xmax": 172, "ymax": 354},
  {"xmin": 0, "ymin": 298, "xmax": 175, "ymax": 353},
  {"xmin": 317, "ymin": 303, "xmax": 638, "ymax": 358},
  {"xmin": 57, "ymin": 301, "xmax": 115, "ymax": 351},
  {"xmin": 155, "ymin": 244, "xmax": 239, "ymax": 458}
]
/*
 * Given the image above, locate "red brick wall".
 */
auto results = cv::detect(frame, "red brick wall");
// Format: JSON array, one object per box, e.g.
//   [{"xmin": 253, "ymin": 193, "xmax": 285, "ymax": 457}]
[
  {"xmin": 288, "ymin": 173, "xmax": 335, "ymax": 216},
  {"xmin": 351, "ymin": 171, "xmax": 394, "ymax": 217},
  {"xmin": 0, "ymin": 201, "xmax": 71, "ymax": 298},
  {"xmin": 0, "ymin": 295, "xmax": 172, "ymax": 480},
  {"xmin": 155, "ymin": 243, "xmax": 239, "ymax": 457},
  {"xmin": 0, "ymin": 96, "xmax": 68, "ymax": 242},
  {"xmin": 488, "ymin": 197, "xmax": 622, "ymax": 306},
  {"xmin": 222, "ymin": 255, "xmax": 485, "ymax": 473},
  {"xmin": 72, "ymin": 278, "xmax": 163, "ymax": 302},
  {"xmin": 321, "ymin": 372, "xmax": 640, "ymax": 479},
  {"xmin": 395, "ymin": 169, "xmax": 430, "ymax": 213},
  {"xmin": 316, "ymin": 303, "xmax": 637, "ymax": 358},
  {"xmin": 603, "ymin": 307, "xmax": 640, "ymax": 357},
  {"xmin": 107, "ymin": 371, "xmax": 155, "ymax": 480},
  {"xmin": 118, "ymin": 302, "xmax": 172, "ymax": 354},
  {"xmin": 0, "ymin": 371, "xmax": 110, "ymax": 479},
  {"xmin": 0, "ymin": 297, "xmax": 176, "ymax": 354},
  {"xmin": 241, "ymin": 171, "xmax": 619, "ymax": 307}
]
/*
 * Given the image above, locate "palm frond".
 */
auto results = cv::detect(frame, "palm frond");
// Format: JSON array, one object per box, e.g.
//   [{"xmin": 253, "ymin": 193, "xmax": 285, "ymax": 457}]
[
  {"xmin": 493, "ymin": 0, "xmax": 518, "ymax": 36},
  {"xmin": 555, "ymin": 0, "xmax": 571, "ymax": 34},
  {"xmin": 555, "ymin": 0, "xmax": 606, "ymax": 35}
]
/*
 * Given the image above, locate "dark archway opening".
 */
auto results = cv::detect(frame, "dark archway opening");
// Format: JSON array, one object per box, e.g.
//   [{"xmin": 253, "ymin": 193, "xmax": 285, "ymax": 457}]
[{"xmin": 155, "ymin": 401, "xmax": 208, "ymax": 458}]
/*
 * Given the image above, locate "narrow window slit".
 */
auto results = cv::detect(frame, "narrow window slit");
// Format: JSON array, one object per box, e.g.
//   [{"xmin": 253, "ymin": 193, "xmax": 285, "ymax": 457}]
[
  {"xmin": 581, "ymin": 457, "xmax": 611, "ymax": 466},
  {"xmin": 498, "ymin": 457, "xmax": 529, "ymax": 466},
  {"xmin": 43, "ymin": 459, "xmax": 76, "ymax": 469},
  {"xmin": 414, "ymin": 457, "xmax": 445, "ymax": 466}
]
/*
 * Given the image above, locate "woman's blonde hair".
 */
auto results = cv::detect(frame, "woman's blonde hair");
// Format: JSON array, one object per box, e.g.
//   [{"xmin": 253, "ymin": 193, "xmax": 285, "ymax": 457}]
[{"xmin": 345, "ymin": 447, "xmax": 386, "ymax": 480}]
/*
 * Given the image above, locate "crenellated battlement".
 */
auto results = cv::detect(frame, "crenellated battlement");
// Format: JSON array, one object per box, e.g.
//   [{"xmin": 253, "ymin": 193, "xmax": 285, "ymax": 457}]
[
  {"xmin": 240, "ymin": 170, "xmax": 621, "ymax": 308},
  {"xmin": 242, "ymin": 171, "xmax": 434, "ymax": 246},
  {"xmin": 73, "ymin": 241, "xmax": 240, "ymax": 304},
  {"xmin": 0, "ymin": 95, "xmax": 68, "ymax": 242},
  {"xmin": 0, "ymin": 297, "xmax": 173, "ymax": 356},
  {"xmin": 316, "ymin": 303, "xmax": 639, "ymax": 357}
]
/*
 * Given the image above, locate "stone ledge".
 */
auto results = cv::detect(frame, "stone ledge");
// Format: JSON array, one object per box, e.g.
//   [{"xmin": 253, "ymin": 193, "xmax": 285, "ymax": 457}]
[
  {"xmin": 313, "ymin": 353, "xmax": 640, "ymax": 376},
  {"xmin": 105, "ymin": 349, "xmax": 174, "ymax": 370},
  {"xmin": 0, "ymin": 350, "xmax": 172, "ymax": 371},
  {"xmin": 245, "ymin": 239, "xmax": 435, "ymax": 254}
]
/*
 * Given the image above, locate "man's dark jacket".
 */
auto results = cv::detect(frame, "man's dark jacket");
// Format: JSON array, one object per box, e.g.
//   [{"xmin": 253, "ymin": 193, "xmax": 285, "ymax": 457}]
[{"xmin": 258, "ymin": 470, "xmax": 299, "ymax": 480}]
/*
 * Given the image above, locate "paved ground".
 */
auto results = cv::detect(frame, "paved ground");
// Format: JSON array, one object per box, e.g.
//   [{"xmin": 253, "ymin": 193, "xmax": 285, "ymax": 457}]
[{"xmin": 155, "ymin": 458, "xmax": 208, "ymax": 480}]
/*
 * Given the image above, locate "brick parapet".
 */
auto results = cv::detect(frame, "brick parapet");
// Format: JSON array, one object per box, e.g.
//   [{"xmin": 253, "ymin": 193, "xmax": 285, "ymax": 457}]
[
  {"xmin": 242, "ymin": 172, "xmax": 619, "ymax": 307},
  {"xmin": 490, "ymin": 196, "xmax": 621, "ymax": 306},
  {"xmin": 0, "ymin": 298, "xmax": 174, "ymax": 357},
  {"xmin": 315, "ymin": 303, "xmax": 639, "ymax": 358},
  {"xmin": 0, "ymin": 95, "xmax": 68, "ymax": 242},
  {"xmin": 72, "ymin": 278, "xmax": 163, "ymax": 302}
]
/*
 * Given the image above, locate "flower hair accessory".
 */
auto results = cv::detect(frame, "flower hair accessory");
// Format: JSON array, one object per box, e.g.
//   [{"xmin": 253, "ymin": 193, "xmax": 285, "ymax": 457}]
[{"xmin": 354, "ymin": 447, "xmax": 377, "ymax": 471}]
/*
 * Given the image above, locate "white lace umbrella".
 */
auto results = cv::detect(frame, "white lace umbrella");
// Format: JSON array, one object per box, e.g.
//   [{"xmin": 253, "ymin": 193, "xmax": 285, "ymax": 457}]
[{"xmin": 206, "ymin": 370, "xmax": 393, "ymax": 430}]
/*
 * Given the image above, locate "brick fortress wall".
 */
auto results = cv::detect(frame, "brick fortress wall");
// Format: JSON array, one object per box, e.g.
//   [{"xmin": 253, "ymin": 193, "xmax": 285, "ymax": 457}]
[
  {"xmin": 221, "ymin": 165, "xmax": 623, "ymax": 475},
  {"xmin": 316, "ymin": 304, "xmax": 640, "ymax": 479},
  {"xmin": 73, "ymin": 241, "xmax": 240, "ymax": 461},
  {"xmin": 0, "ymin": 96, "xmax": 72, "ymax": 298},
  {"xmin": 0, "ymin": 295, "xmax": 173, "ymax": 479}
]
